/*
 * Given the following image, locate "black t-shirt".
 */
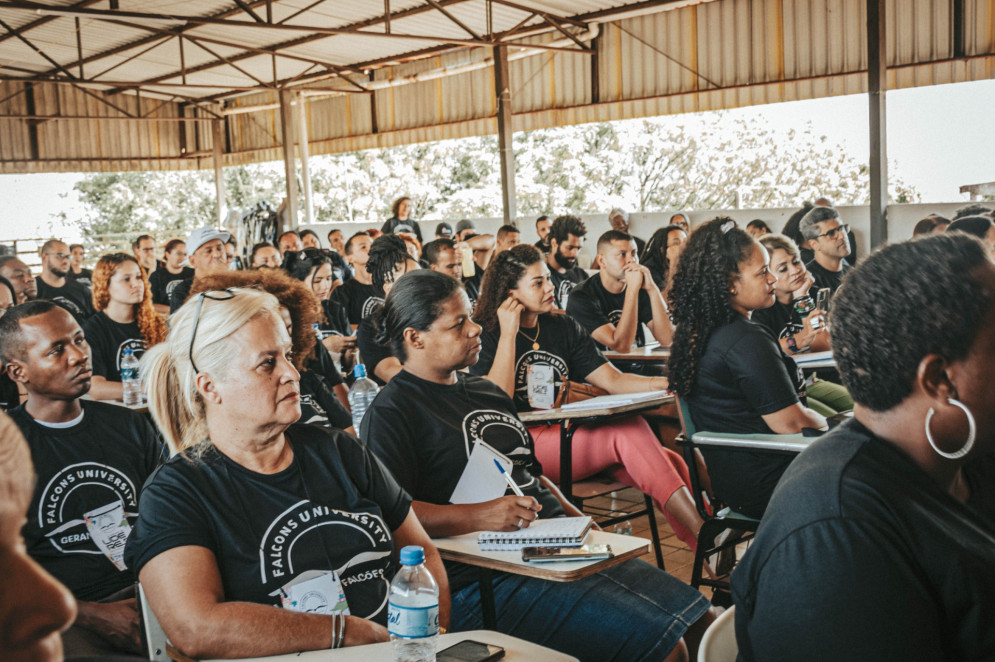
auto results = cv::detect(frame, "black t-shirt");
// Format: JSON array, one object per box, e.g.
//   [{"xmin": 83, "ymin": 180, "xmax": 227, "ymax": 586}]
[
  {"xmin": 750, "ymin": 300, "xmax": 802, "ymax": 341},
  {"xmin": 307, "ymin": 341, "xmax": 345, "ymax": 389},
  {"xmin": 732, "ymin": 419, "xmax": 995, "ymax": 661},
  {"xmin": 331, "ymin": 278, "xmax": 383, "ymax": 326},
  {"xmin": 83, "ymin": 312, "xmax": 146, "ymax": 383},
  {"xmin": 68, "ymin": 267, "xmax": 93, "ymax": 289},
  {"xmin": 1, "ymin": 374, "xmax": 21, "ymax": 411},
  {"xmin": 36, "ymin": 277, "xmax": 94, "ymax": 324},
  {"xmin": 125, "ymin": 425, "xmax": 410, "ymax": 623},
  {"xmin": 169, "ymin": 276, "xmax": 194, "ymax": 313},
  {"xmin": 566, "ymin": 274, "xmax": 652, "ymax": 350},
  {"xmin": 381, "ymin": 217, "xmax": 423, "ymax": 242},
  {"xmin": 470, "ymin": 313, "xmax": 606, "ymax": 412},
  {"xmin": 316, "ymin": 298, "xmax": 351, "ymax": 340},
  {"xmin": 355, "ymin": 311, "xmax": 392, "ymax": 387},
  {"xmin": 806, "ymin": 258, "xmax": 851, "ymax": 296},
  {"xmin": 687, "ymin": 316, "xmax": 804, "ymax": 518},
  {"xmin": 149, "ymin": 267, "xmax": 193, "ymax": 307},
  {"xmin": 299, "ymin": 369, "xmax": 352, "ymax": 430},
  {"xmin": 11, "ymin": 401, "xmax": 164, "ymax": 601},
  {"xmin": 534, "ymin": 238, "xmax": 550, "ymax": 254},
  {"xmin": 362, "ymin": 370, "xmax": 564, "ymax": 590},
  {"xmin": 548, "ymin": 265, "xmax": 587, "ymax": 310}
]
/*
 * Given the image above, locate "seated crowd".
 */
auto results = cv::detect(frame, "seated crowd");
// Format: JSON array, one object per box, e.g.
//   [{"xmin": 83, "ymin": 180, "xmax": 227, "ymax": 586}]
[{"xmin": 1, "ymin": 200, "xmax": 994, "ymax": 662}]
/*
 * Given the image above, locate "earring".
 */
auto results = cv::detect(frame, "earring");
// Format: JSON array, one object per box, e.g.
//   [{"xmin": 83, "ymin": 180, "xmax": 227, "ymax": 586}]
[{"xmin": 925, "ymin": 397, "xmax": 975, "ymax": 460}]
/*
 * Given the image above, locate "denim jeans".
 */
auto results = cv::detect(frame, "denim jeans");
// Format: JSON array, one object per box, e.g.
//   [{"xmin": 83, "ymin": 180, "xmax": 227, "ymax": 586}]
[{"xmin": 450, "ymin": 559, "xmax": 710, "ymax": 662}]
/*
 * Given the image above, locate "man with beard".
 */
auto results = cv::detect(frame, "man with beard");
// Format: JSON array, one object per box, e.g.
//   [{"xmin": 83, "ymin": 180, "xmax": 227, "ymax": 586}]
[
  {"xmin": 567, "ymin": 230, "xmax": 673, "ymax": 352},
  {"xmin": 799, "ymin": 206, "xmax": 852, "ymax": 296},
  {"xmin": 35, "ymin": 240, "xmax": 94, "ymax": 325},
  {"xmin": 534, "ymin": 215, "xmax": 551, "ymax": 253},
  {"xmin": 0, "ymin": 255, "xmax": 38, "ymax": 304},
  {"xmin": 169, "ymin": 227, "xmax": 231, "ymax": 312},
  {"xmin": 546, "ymin": 215, "xmax": 588, "ymax": 311}
]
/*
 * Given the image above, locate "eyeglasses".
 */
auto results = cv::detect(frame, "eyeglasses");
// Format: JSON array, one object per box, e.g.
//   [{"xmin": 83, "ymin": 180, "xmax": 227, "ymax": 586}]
[
  {"xmin": 817, "ymin": 224, "xmax": 850, "ymax": 240},
  {"xmin": 189, "ymin": 289, "xmax": 237, "ymax": 373}
]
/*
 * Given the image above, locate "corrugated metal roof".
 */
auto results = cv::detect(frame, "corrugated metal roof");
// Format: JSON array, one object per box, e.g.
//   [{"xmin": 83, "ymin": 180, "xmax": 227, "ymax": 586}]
[{"xmin": 0, "ymin": 0, "xmax": 992, "ymax": 173}]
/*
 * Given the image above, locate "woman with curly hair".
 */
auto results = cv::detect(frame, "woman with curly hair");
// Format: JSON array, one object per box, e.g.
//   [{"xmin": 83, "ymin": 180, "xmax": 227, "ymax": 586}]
[
  {"xmin": 84, "ymin": 253, "xmax": 167, "ymax": 401},
  {"xmin": 668, "ymin": 218, "xmax": 825, "ymax": 518},
  {"xmin": 190, "ymin": 268, "xmax": 353, "ymax": 432},
  {"xmin": 471, "ymin": 244, "xmax": 704, "ymax": 551},
  {"xmin": 640, "ymin": 224, "xmax": 687, "ymax": 294}
]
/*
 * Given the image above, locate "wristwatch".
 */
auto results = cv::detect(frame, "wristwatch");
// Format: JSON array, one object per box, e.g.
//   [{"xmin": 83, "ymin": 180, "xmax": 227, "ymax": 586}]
[{"xmin": 785, "ymin": 334, "xmax": 798, "ymax": 354}]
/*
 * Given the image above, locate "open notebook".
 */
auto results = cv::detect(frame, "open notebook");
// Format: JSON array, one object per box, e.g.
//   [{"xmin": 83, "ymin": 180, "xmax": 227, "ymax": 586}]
[{"xmin": 477, "ymin": 516, "xmax": 593, "ymax": 551}]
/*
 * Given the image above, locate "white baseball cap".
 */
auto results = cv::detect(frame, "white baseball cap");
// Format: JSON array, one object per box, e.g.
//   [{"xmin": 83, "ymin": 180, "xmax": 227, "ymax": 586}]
[{"xmin": 182, "ymin": 226, "xmax": 230, "ymax": 265}]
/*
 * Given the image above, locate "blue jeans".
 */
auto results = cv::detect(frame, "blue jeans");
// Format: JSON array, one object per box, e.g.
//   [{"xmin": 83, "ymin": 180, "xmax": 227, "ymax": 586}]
[{"xmin": 450, "ymin": 559, "xmax": 710, "ymax": 662}]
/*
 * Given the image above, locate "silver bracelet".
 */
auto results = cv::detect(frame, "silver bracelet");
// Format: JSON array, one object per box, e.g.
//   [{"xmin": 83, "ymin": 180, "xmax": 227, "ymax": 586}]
[
  {"xmin": 336, "ymin": 612, "xmax": 346, "ymax": 649},
  {"xmin": 329, "ymin": 613, "xmax": 339, "ymax": 649}
]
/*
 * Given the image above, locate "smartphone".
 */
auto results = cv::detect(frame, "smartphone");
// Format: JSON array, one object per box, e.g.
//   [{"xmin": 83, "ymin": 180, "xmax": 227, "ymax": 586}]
[
  {"xmin": 815, "ymin": 287, "xmax": 831, "ymax": 313},
  {"xmin": 437, "ymin": 639, "xmax": 506, "ymax": 662},
  {"xmin": 522, "ymin": 544, "xmax": 613, "ymax": 563}
]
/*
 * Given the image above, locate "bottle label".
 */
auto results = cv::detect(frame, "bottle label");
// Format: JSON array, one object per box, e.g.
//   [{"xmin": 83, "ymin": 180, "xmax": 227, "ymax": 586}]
[
  {"xmin": 120, "ymin": 367, "xmax": 138, "ymax": 381},
  {"xmin": 387, "ymin": 602, "xmax": 439, "ymax": 639}
]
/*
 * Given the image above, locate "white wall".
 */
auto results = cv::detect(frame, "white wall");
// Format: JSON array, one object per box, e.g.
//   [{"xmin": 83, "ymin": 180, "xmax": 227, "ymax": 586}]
[{"xmin": 302, "ymin": 202, "xmax": 979, "ymax": 269}]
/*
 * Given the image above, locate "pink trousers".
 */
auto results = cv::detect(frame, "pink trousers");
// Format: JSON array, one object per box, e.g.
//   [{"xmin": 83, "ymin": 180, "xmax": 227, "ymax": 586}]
[{"xmin": 529, "ymin": 415, "xmax": 697, "ymax": 551}]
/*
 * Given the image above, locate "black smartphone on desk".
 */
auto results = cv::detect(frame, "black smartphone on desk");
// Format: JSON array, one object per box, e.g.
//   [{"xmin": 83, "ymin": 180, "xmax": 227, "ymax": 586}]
[
  {"xmin": 437, "ymin": 639, "xmax": 506, "ymax": 662},
  {"xmin": 522, "ymin": 544, "xmax": 613, "ymax": 563}
]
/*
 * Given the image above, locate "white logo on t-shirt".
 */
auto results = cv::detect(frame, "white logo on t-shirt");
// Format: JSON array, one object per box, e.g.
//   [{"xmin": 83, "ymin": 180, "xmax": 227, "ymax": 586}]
[
  {"xmin": 361, "ymin": 296, "xmax": 384, "ymax": 319},
  {"xmin": 258, "ymin": 501, "xmax": 392, "ymax": 619},
  {"xmin": 461, "ymin": 410, "xmax": 537, "ymax": 490},
  {"xmin": 37, "ymin": 462, "xmax": 138, "ymax": 557}
]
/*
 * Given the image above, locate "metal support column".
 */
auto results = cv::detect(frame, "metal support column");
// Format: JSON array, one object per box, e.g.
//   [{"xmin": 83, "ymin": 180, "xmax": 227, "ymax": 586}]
[
  {"xmin": 212, "ymin": 119, "xmax": 226, "ymax": 227},
  {"xmin": 867, "ymin": 0, "xmax": 888, "ymax": 248},
  {"xmin": 296, "ymin": 92, "xmax": 314, "ymax": 227},
  {"xmin": 493, "ymin": 44, "xmax": 517, "ymax": 226},
  {"xmin": 279, "ymin": 88, "xmax": 300, "ymax": 231}
]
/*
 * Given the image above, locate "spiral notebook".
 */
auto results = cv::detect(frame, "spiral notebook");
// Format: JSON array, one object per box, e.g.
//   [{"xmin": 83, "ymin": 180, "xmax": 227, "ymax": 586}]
[{"xmin": 477, "ymin": 516, "xmax": 593, "ymax": 551}]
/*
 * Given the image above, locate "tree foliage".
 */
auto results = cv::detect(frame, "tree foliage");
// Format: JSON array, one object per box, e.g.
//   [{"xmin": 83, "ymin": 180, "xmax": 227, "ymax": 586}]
[{"xmin": 70, "ymin": 111, "xmax": 919, "ymax": 239}]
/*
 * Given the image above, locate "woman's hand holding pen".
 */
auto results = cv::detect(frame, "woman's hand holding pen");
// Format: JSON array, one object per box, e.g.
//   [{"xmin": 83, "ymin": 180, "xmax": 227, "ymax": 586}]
[{"xmin": 475, "ymin": 496, "xmax": 541, "ymax": 532}]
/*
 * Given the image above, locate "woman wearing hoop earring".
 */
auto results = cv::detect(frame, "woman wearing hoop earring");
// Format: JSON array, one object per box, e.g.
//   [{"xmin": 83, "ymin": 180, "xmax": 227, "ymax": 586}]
[{"xmin": 732, "ymin": 232, "xmax": 995, "ymax": 661}]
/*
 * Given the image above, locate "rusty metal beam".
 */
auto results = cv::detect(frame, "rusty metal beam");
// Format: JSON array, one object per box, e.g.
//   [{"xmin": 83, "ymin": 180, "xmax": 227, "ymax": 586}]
[
  {"xmin": 494, "ymin": 44, "xmax": 516, "ymax": 225},
  {"xmin": 0, "ymin": 113, "xmax": 219, "ymax": 122},
  {"xmin": 0, "ymin": 16, "xmax": 78, "ymax": 80},
  {"xmin": 424, "ymin": 0, "xmax": 483, "ymax": 40},
  {"xmin": 232, "ymin": 0, "xmax": 265, "ymax": 23},
  {"xmin": 867, "ymin": 0, "xmax": 888, "ymax": 248},
  {"xmin": 0, "ymin": 0, "xmax": 103, "ymax": 45}
]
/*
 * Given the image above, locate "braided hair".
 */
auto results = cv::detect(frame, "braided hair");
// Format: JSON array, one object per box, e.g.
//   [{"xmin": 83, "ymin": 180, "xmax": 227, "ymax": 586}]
[
  {"xmin": 366, "ymin": 235, "xmax": 410, "ymax": 291},
  {"xmin": 668, "ymin": 217, "xmax": 756, "ymax": 396}
]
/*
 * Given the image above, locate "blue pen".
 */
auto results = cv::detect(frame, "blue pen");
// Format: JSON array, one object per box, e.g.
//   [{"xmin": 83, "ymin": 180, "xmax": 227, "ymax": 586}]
[{"xmin": 494, "ymin": 459, "xmax": 525, "ymax": 497}]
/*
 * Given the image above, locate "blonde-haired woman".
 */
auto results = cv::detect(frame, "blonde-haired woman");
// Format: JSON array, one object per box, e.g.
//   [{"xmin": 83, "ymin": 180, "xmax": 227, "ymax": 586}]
[
  {"xmin": 83, "ymin": 253, "xmax": 167, "ymax": 401},
  {"xmin": 125, "ymin": 287, "xmax": 449, "ymax": 659}
]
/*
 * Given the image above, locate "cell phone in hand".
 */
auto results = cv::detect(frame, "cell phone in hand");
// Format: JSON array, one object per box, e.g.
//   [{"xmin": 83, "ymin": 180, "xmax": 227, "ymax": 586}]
[
  {"xmin": 437, "ymin": 639, "xmax": 506, "ymax": 662},
  {"xmin": 815, "ymin": 288, "xmax": 831, "ymax": 313},
  {"xmin": 522, "ymin": 544, "xmax": 613, "ymax": 563}
]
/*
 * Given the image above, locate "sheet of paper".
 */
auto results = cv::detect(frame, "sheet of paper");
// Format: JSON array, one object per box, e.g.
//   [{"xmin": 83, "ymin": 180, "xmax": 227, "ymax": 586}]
[{"xmin": 450, "ymin": 440, "xmax": 515, "ymax": 504}]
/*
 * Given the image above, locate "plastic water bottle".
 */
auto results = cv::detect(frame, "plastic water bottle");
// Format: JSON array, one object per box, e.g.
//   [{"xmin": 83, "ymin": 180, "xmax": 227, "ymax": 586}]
[
  {"xmin": 348, "ymin": 364, "xmax": 380, "ymax": 431},
  {"xmin": 388, "ymin": 545, "xmax": 439, "ymax": 662},
  {"xmin": 120, "ymin": 348, "xmax": 142, "ymax": 407}
]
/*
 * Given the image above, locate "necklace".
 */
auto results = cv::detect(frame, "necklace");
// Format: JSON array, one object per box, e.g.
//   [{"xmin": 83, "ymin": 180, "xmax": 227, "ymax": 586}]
[{"xmin": 518, "ymin": 319, "xmax": 541, "ymax": 351}]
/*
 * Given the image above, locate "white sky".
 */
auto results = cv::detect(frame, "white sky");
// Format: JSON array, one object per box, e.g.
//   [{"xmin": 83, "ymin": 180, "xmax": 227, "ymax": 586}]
[{"xmin": 1, "ymin": 78, "xmax": 993, "ymax": 243}]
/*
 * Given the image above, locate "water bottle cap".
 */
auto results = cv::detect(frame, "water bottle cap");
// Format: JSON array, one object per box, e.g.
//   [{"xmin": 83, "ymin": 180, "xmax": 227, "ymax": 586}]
[
  {"xmin": 123, "ymin": 348, "xmax": 133, "ymax": 356},
  {"xmin": 353, "ymin": 364, "xmax": 367, "ymax": 379},
  {"xmin": 399, "ymin": 545, "xmax": 425, "ymax": 566}
]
